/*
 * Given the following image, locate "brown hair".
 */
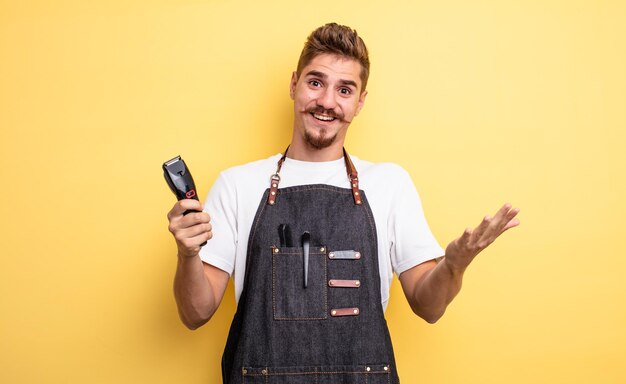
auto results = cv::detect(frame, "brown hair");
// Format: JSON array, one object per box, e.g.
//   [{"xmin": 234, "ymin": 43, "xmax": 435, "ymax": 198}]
[{"xmin": 296, "ymin": 23, "xmax": 370, "ymax": 91}]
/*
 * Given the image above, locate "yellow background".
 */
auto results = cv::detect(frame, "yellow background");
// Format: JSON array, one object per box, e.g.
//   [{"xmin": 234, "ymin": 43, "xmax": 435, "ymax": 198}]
[{"xmin": 1, "ymin": 0, "xmax": 625, "ymax": 383}]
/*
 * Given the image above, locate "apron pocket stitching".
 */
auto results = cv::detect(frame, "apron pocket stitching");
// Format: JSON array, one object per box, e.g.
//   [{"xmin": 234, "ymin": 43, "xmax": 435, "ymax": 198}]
[{"xmin": 272, "ymin": 246, "xmax": 328, "ymax": 320}]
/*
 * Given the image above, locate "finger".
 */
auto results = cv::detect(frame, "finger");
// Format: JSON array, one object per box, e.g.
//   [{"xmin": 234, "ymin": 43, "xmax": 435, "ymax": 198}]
[
  {"xmin": 477, "ymin": 216, "xmax": 520, "ymax": 250},
  {"xmin": 178, "ymin": 222, "xmax": 212, "ymax": 239},
  {"xmin": 172, "ymin": 199, "xmax": 204, "ymax": 218},
  {"xmin": 501, "ymin": 218, "xmax": 520, "ymax": 233},
  {"xmin": 455, "ymin": 227, "xmax": 473, "ymax": 249},
  {"xmin": 496, "ymin": 203, "xmax": 513, "ymax": 218},
  {"xmin": 179, "ymin": 211, "xmax": 211, "ymax": 229},
  {"xmin": 169, "ymin": 211, "xmax": 210, "ymax": 233},
  {"xmin": 191, "ymin": 224, "xmax": 214, "ymax": 242},
  {"xmin": 181, "ymin": 199, "xmax": 204, "ymax": 213},
  {"xmin": 460, "ymin": 227, "xmax": 473, "ymax": 242},
  {"xmin": 493, "ymin": 205, "xmax": 519, "ymax": 233},
  {"xmin": 174, "ymin": 225, "xmax": 212, "ymax": 250},
  {"xmin": 505, "ymin": 207, "xmax": 520, "ymax": 221},
  {"xmin": 482, "ymin": 203, "xmax": 519, "ymax": 238},
  {"xmin": 489, "ymin": 203, "xmax": 513, "ymax": 227},
  {"xmin": 472, "ymin": 215, "xmax": 492, "ymax": 240},
  {"xmin": 178, "ymin": 231, "xmax": 212, "ymax": 253},
  {"xmin": 189, "ymin": 230, "xmax": 213, "ymax": 246}
]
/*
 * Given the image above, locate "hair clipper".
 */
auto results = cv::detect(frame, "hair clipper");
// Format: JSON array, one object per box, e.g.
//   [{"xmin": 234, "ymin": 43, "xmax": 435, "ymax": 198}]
[{"xmin": 163, "ymin": 155, "xmax": 206, "ymax": 246}]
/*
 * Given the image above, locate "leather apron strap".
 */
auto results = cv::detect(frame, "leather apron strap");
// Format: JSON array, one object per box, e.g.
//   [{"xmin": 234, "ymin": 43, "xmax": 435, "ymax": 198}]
[{"xmin": 267, "ymin": 147, "xmax": 362, "ymax": 206}]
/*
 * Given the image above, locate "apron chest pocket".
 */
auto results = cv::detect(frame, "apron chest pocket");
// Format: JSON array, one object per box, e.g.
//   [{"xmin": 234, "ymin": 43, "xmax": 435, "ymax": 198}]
[{"xmin": 272, "ymin": 246, "xmax": 327, "ymax": 320}]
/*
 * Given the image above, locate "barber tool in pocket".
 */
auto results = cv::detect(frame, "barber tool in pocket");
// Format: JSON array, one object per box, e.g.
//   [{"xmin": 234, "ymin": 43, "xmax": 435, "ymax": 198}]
[
  {"xmin": 162, "ymin": 155, "xmax": 206, "ymax": 246},
  {"xmin": 278, "ymin": 226, "xmax": 311, "ymax": 288},
  {"xmin": 273, "ymin": 226, "xmax": 328, "ymax": 320}
]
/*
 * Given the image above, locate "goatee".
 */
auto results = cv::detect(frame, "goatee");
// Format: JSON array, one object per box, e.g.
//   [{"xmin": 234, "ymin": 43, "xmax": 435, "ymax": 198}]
[{"xmin": 303, "ymin": 127, "xmax": 337, "ymax": 149}]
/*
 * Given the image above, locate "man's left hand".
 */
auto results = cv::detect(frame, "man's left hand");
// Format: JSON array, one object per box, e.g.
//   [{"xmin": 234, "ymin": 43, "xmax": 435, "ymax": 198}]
[{"xmin": 444, "ymin": 203, "xmax": 520, "ymax": 273}]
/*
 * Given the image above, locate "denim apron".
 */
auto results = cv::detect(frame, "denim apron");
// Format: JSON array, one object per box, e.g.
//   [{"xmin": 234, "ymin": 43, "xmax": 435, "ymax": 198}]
[{"xmin": 221, "ymin": 149, "xmax": 400, "ymax": 383}]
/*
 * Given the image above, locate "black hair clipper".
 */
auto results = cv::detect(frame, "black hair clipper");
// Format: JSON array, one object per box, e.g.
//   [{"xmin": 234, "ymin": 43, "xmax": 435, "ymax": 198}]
[{"xmin": 163, "ymin": 155, "xmax": 206, "ymax": 246}]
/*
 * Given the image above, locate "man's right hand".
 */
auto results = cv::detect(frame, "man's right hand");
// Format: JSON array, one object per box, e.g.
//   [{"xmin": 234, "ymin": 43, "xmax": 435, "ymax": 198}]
[{"xmin": 167, "ymin": 199, "xmax": 213, "ymax": 259}]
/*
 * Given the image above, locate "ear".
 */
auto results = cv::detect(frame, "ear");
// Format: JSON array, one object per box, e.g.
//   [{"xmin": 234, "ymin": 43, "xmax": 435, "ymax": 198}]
[
  {"xmin": 289, "ymin": 71, "xmax": 298, "ymax": 100},
  {"xmin": 354, "ymin": 90, "xmax": 368, "ymax": 116}
]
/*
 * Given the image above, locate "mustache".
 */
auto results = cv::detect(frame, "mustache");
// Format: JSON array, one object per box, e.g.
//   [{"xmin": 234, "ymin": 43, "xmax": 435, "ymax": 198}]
[{"xmin": 306, "ymin": 106, "xmax": 343, "ymax": 120}]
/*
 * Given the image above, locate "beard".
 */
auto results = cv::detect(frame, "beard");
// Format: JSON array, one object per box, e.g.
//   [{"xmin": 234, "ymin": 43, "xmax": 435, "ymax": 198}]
[
  {"xmin": 303, "ymin": 126, "xmax": 338, "ymax": 149},
  {"xmin": 302, "ymin": 107, "xmax": 343, "ymax": 149}
]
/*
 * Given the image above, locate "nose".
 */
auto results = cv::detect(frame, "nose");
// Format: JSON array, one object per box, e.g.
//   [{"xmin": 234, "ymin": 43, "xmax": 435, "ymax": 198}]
[{"xmin": 317, "ymin": 87, "xmax": 337, "ymax": 110}]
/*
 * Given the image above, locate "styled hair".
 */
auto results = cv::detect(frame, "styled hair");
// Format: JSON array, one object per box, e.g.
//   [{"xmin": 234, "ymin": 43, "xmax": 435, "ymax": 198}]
[{"xmin": 297, "ymin": 23, "xmax": 370, "ymax": 91}]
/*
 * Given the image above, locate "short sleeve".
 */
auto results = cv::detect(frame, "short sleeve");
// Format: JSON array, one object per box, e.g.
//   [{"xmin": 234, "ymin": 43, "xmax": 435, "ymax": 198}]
[
  {"xmin": 198, "ymin": 172, "xmax": 237, "ymax": 275},
  {"xmin": 389, "ymin": 171, "xmax": 445, "ymax": 276}
]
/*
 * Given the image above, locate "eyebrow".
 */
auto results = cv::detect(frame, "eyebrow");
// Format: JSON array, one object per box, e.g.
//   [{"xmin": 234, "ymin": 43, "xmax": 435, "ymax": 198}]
[{"xmin": 305, "ymin": 70, "xmax": 358, "ymax": 89}]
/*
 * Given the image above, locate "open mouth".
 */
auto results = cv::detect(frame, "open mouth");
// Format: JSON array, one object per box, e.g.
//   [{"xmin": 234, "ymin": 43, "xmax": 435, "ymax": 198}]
[{"xmin": 311, "ymin": 112, "xmax": 336, "ymax": 122}]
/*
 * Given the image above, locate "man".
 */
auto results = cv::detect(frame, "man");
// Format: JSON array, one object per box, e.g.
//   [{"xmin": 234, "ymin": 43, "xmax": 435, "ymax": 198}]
[{"xmin": 167, "ymin": 23, "xmax": 519, "ymax": 383}]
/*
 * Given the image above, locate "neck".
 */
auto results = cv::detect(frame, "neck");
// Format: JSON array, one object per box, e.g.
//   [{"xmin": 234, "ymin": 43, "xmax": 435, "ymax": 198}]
[{"xmin": 286, "ymin": 140, "xmax": 344, "ymax": 162}]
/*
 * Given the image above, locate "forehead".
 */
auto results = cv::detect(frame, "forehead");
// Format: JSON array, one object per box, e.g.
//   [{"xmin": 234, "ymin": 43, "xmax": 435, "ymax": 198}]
[{"xmin": 301, "ymin": 53, "xmax": 363, "ymax": 89}]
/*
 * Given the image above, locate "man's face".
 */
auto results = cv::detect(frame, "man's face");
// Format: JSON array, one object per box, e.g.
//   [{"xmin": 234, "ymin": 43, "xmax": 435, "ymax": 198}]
[{"xmin": 290, "ymin": 53, "xmax": 367, "ymax": 150}]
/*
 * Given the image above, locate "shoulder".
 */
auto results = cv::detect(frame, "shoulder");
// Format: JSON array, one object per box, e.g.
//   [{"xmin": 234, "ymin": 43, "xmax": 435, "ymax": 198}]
[
  {"xmin": 351, "ymin": 156, "xmax": 412, "ymax": 188},
  {"xmin": 350, "ymin": 156, "xmax": 420, "ymax": 214},
  {"xmin": 221, "ymin": 154, "xmax": 282, "ymax": 178},
  {"xmin": 218, "ymin": 154, "xmax": 282, "ymax": 186},
  {"xmin": 206, "ymin": 154, "xmax": 281, "ymax": 203}
]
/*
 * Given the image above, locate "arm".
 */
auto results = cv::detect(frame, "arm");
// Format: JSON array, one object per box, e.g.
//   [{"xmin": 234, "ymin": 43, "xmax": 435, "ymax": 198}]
[
  {"xmin": 168, "ymin": 199, "xmax": 230, "ymax": 330},
  {"xmin": 399, "ymin": 203, "xmax": 520, "ymax": 323}
]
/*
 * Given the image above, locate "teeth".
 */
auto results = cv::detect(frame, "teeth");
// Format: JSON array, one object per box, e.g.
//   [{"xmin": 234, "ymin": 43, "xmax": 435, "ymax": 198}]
[{"xmin": 313, "ymin": 113, "xmax": 335, "ymax": 121}]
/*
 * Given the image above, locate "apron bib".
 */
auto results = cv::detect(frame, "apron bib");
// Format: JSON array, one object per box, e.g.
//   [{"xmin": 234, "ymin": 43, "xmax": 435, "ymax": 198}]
[{"xmin": 221, "ymin": 149, "xmax": 400, "ymax": 383}]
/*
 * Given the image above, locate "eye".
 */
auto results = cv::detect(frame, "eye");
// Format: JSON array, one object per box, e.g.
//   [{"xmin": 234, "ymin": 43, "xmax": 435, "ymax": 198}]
[
  {"xmin": 308, "ymin": 80, "xmax": 321, "ymax": 87},
  {"xmin": 339, "ymin": 88, "xmax": 352, "ymax": 95}
]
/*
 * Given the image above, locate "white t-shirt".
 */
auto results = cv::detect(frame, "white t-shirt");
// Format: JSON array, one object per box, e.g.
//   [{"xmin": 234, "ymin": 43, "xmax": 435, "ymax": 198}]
[{"xmin": 199, "ymin": 154, "xmax": 445, "ymax": 311}]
